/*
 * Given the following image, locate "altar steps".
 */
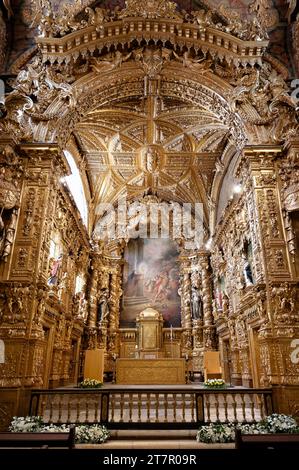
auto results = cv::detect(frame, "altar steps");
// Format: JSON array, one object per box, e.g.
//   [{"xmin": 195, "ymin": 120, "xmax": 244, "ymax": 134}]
[
  {"xmin": 77, "ymin": 430, "xmax": 234, "ymax": 449},
  {"xmin": 110, "ymin": 429, "xmax": 197, "ymax": 439}
]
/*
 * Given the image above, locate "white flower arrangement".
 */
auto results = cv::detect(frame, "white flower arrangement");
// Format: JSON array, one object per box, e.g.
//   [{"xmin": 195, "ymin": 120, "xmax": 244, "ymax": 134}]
[
  {"xmin": 79, "ymin": 378, "xmax": 103, "ymax": 388},
  {"xmin": 260, "ymin": 413, "xmax": 299, "ymax": 433},
  {"xmin": 9, "ymin": 416, "xmax": 44, "ymax": 432},
  {"xmin": 196, "ymin": 414, "xmax": 299, "ymax": 443},
  {"xmin": 203, "ymin": 379, "xmax": 226, "ymax": 388},
  {"xmin": 197, "ymin": 423, "xmax": 236, "ymax": 443},
  {"xmin": 40, "ymin": 424, "xmax": 70, "ymax": 433},
  {"xmin": 236, "ymin": 423, "xmax": 267, "ymax": 435},
  {"xmin": 9, "ymin": 416, "xmax": 110, "ymax": 444},
  {"xmin": 76, "ymin": 425, "xmax": 110, "ymax": 443}
]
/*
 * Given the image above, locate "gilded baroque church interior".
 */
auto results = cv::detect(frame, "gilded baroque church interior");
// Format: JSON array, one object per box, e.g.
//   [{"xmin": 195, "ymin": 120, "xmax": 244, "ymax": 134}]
[{"xmin": 0, "ymin": 0, "xmax": 299, "ymax": 432}]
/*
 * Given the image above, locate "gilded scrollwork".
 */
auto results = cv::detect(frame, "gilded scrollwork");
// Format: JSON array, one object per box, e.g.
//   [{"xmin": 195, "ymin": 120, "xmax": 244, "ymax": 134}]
[
  {"xmin": 119, "ymin": 0, "xmax": 181, "ymax": 20},
  {"xmin": 229, "ymin": 65, "xmax": 299, "ymax": 143},
  {"xmin": 249, "ymin": 0, "xmax": 279, "ymax": 30},
  {"xmin": 0, "ymin": 0, "xmax": 298, "ymax": 417}
]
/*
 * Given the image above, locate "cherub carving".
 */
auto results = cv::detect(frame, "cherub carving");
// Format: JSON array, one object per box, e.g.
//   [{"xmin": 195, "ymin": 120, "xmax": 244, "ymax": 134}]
[{"xmin": 173, "ymin": 51, "xmax": 212, "ymax": 74}]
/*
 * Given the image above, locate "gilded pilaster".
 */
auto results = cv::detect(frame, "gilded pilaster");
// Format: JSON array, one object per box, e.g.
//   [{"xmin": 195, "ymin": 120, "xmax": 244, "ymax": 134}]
[{"xmin": 237, "ymin": 146, "xmax": 299, "ymax": 395}]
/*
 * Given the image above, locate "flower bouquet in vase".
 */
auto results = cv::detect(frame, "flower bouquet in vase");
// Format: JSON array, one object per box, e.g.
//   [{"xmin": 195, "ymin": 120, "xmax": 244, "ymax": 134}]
[
  {"xmin": 203, "ymin": 378, "xmax": 226, "ymax": 389},
  {"xmin": 78, "ymin": 378, "xmax": 103, "ymax": 388}
]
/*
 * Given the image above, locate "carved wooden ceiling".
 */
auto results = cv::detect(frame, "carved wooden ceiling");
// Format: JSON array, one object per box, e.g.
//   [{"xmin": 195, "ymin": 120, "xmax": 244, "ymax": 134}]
[
  {"xmin": 73, "ymin": 74, "xmax": 228, "ymax": 217},
  {"xmin": 2, "ymin": 0, "xmax": 298, "ymax": 237}
]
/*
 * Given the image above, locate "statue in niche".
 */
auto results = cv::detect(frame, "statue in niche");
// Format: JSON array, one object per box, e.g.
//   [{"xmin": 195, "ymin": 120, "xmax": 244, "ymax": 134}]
[
  {"xmin": 47, "ymin": 254, "xmax": 63, "ymax": 286},
  {"xmin": 191, "ymin": 286, "xmax": 203, "ymax": 320},
  {"xmin": 222, "ymin": 293, "xmax": 229, "ymax": 315},
  {"xmin": 1, "ymin": 207, "xmax": 18, "ymax": 261},
  {"xmin": 0, "ymin": 195, "xmax": 19, "ymax": 262},
  {"xmin": 242, "ymin": 252, "xmax": 254, "ymax": 286},
  {"xmin": 97, "ymin": 289, "xmax": 110, "ymax": 322},
  {"xmin": 57, "ymin": 272, "xmax": 68, "ymax": 299},
  {"xmin": 215, "ymin": 286, "xmax": 223, "ymax": 310},
  {"xmin": 76, "ymin": 292, "xmax": 87, "ymax": 321}
]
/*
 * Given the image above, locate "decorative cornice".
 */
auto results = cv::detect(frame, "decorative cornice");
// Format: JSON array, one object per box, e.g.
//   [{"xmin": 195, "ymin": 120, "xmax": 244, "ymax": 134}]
[{"xmin": 36, "ymin": 17, "xmax": 268, "ymax": 67}]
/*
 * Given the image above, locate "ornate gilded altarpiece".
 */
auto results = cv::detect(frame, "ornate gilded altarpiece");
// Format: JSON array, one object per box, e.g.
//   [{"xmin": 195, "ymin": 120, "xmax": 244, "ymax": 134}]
[{"xmin": 0, "ymin": 0, "xmax": 298, "ymax": 428}]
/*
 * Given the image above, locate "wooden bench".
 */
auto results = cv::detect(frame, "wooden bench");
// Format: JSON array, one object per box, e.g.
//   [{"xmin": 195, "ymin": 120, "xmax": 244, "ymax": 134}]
[
  {"xmin": 235, "ymin": 429, "xmax": 299, "ymax": 450},
  {"xmin": 0, "ymin": 425, "xmax": 75, "ymax": 449}
]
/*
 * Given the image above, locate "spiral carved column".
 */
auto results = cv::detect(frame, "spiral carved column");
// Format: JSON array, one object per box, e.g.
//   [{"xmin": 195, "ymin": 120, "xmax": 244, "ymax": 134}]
[
  {"xmin": 182, "ymin": 271, "xmax": 192, "ymax": 329},
  {"xmin": 107, "ymin": 257, "xmax": 123, "ymax": 356},
  {"xmin": 88, "ymin": 260, "xmax": 98, "ymax": 329},
  {"xmin": 199, "ymin": 252, "xmax": 216, "ymax": 350}
]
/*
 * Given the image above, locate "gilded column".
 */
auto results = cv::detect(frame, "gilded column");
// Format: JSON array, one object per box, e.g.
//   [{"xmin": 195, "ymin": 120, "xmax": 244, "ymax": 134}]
[
  {"xmin": 88, "ymin": 258, "xmax": 99, "ymax": 329},
  {"xmin": 106, "ymin": 255, "xmax": 123, "ymax": 356},
  {"xmin": 179, "ymin": 256, "xmax": 192, "ymax": 329},
  {"xmin": 199, "ymin": 252, "xmax": 216, "ymax": 350},
  {"xmin": 108, "ymin": 257, "xmax": 122, "ymax": 332}
]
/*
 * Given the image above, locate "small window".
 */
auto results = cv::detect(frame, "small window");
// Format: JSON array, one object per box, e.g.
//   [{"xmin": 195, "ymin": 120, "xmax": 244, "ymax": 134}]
[{"xmin": 63, "ymin": 150, "xmax": 88, "ymax": 227}]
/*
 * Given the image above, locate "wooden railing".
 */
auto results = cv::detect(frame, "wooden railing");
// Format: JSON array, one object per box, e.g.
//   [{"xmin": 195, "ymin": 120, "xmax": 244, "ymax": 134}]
[{"xmin": 29, "ymin": 388, "xmax": 273, "ymax": 429}]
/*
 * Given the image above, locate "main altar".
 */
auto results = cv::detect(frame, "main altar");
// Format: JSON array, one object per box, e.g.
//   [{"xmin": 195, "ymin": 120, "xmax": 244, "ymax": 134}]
[
  {"xmin": 116, "ymin": 358, "xmax": 185, "ymax": 384},
  {"xmin": 116, "ymin": 306, "xmax": 186, "ymax": 384}
]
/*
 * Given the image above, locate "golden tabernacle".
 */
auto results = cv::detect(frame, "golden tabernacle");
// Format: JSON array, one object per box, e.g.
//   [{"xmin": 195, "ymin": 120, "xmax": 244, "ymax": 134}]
[
  {"xmin": 116, "ymin": 358, "xmax": 185, "ymax": 385},
  {"xmin": 136, "ymin": 307, "xmax": 164, "ymax": 358}
]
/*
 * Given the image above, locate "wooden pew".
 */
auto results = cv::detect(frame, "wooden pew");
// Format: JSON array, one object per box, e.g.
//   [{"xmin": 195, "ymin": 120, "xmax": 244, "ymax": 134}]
[
  {"xmin": 0, "ymin": 425, "xmax": 75, "ymax": 449},
  {"xmin": 235, "ymin": 429, "xmax": 299, "ymax": 450}
]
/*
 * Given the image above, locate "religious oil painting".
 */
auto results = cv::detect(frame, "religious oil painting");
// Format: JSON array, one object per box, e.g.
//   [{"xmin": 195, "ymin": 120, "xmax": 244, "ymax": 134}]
[{"xmin": 121, "ymin": 238, "xmax": 181, "ymax": 327}]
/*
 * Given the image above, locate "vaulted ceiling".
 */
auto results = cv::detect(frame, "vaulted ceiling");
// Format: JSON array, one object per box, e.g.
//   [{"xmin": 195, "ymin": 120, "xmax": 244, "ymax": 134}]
[
  {"xmin": 2, "ymin": 0, "xmax": 298, "ymax": 238},
  {"xmin": 73, "ymin": 81, "xmax": 228, "ymax": 216}
]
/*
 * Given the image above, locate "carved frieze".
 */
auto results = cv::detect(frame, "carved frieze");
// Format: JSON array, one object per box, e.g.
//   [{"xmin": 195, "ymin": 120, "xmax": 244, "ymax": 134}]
[{"xmin": 270, "ymin": 282, "xmax": 298, "ymax": 325}]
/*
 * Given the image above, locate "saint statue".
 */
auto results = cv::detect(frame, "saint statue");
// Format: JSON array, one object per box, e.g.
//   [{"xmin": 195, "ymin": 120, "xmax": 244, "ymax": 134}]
[
  {"xmin": 0, "ymin": 207, "xmax": 18, "ymax": 262},
  {"xmin": 215, "ymin": 286, "xmax": 223, "ymax": 310},
  {"xmin": 97, "ymin": 289, "xmax": 110, "ymax": 322},
  {"xmin": 242, "ymin": 253, "xmax": 254, "ymax": 286},
  {"xmin": 47, "ymin": 254, "xmax": 63, "ymax": 286},
  {"xmin": 191, "ymin": 286, "xmax": 203, "ymax": 320}
]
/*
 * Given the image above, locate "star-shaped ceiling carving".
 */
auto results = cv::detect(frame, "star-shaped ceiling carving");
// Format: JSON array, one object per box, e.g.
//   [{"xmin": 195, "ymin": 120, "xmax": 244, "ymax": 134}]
[{"xmin": 73, "ymin": 79, "xmax": 230, "ymax": 223}]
